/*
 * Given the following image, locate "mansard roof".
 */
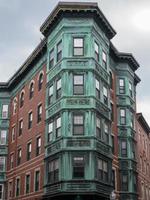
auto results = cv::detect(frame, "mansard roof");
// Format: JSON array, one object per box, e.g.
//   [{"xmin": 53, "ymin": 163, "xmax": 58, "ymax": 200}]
[
  {"xmin": 137, "ymin": 113, "xmax": 150, "ymax": 134},
  {"xmin": 40, "ymin": 2, "xmax": 116, "ymax": 39}
]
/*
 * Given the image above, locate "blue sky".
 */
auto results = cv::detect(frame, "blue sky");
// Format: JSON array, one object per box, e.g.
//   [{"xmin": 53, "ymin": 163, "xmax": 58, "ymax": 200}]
[{"xmin": 0, "ymin": 0, "xmax": 150, "ymax": 123}]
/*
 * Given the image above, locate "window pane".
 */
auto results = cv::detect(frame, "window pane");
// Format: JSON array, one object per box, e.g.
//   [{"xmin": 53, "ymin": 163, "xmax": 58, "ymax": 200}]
[
  {"xmin": 74, "ymin": 38, "xmax": 83, "ymax": 47},
  {"xmin": 74, "ymin": 75, "xmax": 83, "ymax": 84},
  {"xmin": 96, "ymin": 79, "xmax": 100, "ymax": 90},
  {"xmin": 74, "ymin": 86, "xmax": 84, "ymax": 94},
  {"xmin": 57, "ymin": 41, "xmax": 62, "ymax": 52},
  {"xmin": 96, "ymin": 117, "xmax": 100, "ymax": 128},
  {"xmin": 74, "ymin": 48, "xmax": 83, "ymax": 55},
  {"xmin": 74, "ymin": 116, "xmax": 83, "ymax": 124},
  {"xmin": 56, "ymin": 117, "xmax": 61, "ymax": 128},
  {"xmin": 49, "ymin": 122, "xmax": 53, "ymax": 132},
  {"xmin": 120, "ymin": 109, "xmax": 125, "ymax": 116},
  {"xmin": 0, "ymin": 130, "xmax": 7, "ymax": 145},
  {"xmin": 119, "ymin": 79, "xmax": 124, "ymax": 86},
  {"xmin": 57, "ymin": 79, "xmax": 61, "ymax": 89},
  {"xmin": 98, "ymin": 159, "xmax": 102, "ymax": 170},
  {"xmin": 49, "ymin": 85, "xmax": 53, "ymax": 96},
  {"xmin": 102, "ymin": 51, "xmax": 107, "ymax": 62},
  {"xmin": 103, "ymin": 87, "xmax": 108, "ymax": 97},
  {"xmin": 95, "ymin": 42, "xmax": 99, "ymax": 53}
]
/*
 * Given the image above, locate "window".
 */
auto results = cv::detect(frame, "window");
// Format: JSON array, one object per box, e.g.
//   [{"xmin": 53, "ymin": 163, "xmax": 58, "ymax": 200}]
[
  {"xmin": 56, "ymin": 117, "xmax": 61, "ymax": 138},
  {"xmin": 94, "ymin": 41, "xmax": 99, "ymax": 61},
  {"xmin": 96, "ymin": 79, "xmax": 100, "ymax": 99},
  {"xmin": 57, "ymin": 40, "xmax": 62, "ymax": 62},
  {"xmin": 56, "ymin": 79, "xmax": 61, "ymax": 99},
  {"xmin": 112, "ymin": 135, "xmax": 115, "ymax": 154},
  {"xmin": 0, "ymin": 157, "xmax": 5, "ymax": 171},
  {"xmin": 11, "ymin": 126, "xmax": 15, "ymax": 142},
  {"xmin": 73, "ymin": 156, "xmax": 84, "ymax": 178},
  {"xmin": 129, "ymin": 82, "xmax": 133, "ymax": 97},
  {"xmin": 122, "ymin": 174, "xmax": 128, "ymax": 191},
  {"xmin": 73, "ymin": 114, "xmax": 84, "ymax": 135},
  {"xmin": 49, "ymin": 48, "xmax": 54, "ymax": 68},
  {"xmin": 48, "ymin": 121, "xmax": 53, "ymax": 142},
  {"xmin": 37, "ymin": 104, "xmax": 42, "ymax": 123},
  {"xmin": 73, "ymin": 75, "xmax": 84, "ymax": 95},
  {"xmin": 130, "ymin": 113, "xmax": 134, "ymax": 128},
  {"xmin": 48, "ymin": 159, "xmax": 59, "ymax": 183},
  {"xmin": 29, "ymin": 82, "xmax": 34, "ymax": 99},
  {"xmin": 111, "ymin": 103, "xmax": 114, "ymax": 121},
  {"xmin": 119, "ymin": 78, "xmax": 125, "ymax": 94},
  {"xmin": 8, "ymin": 182, "xmax": 12, "ymax": 198},
  {"xmin": 104, "ymin": 122, "xmax": 109, "ymax": 143},
  {"xmin": 112, "ymin": 169, "xmax": 115, "ymax": 189},
  {"xmin": 36, "ymin": 137, "xmax": 41, "ymax": 156},
  {"xmin": 121, "ymin": 140, "xmax": 127, "ymax": 157},
  {"xmin": 48, "ymin": 85, "xmax": 53, "ymax": 105},
  {"xmin": 133, "ymin": 174, "xmax": 137, "ymax": 192},
  {"xmin": 0, "ymin": 130, "xmax": 6, "ymax": 145},
  {"xmin": 18, "ymin": 120, "xmax": 23, "ymax": 136},
  {"xmin": 13, "ymin": 98, "xmax": 17, "ymax": 115},
  {"xmin": 109, "ymin": 71, "xmax": 113, "ymax": 89},
  {"xmin": 38, "ymin": 73, "xmax": 43, "ymax": 91},
  {"xmin": 73, "ymin": 38, "xmax": 84, "ymax": 56},
  {"xmin": 2, "ymin": 105, "xmax": 8, "ymax": 119},
  {"xmin": 97, "ymin": 158, "xmax": 108, "ymax": 182},
  {"xmin": 35, "ymin": 171, "xmax": 40, "ymax": 192},
  {"xmin": 27, "ymin": 142, "xmax": 32, "ymax": 161},
  {"xmin": 17, "ymin": 148, "xmax": 21, "ymax": 166},
  {"xmin": 16, "ymin": 178, "xmax": 20, "ymax": 197},
  {"xmin": 0, "ymin": 185, "xmax": 3, "ymax": 200},
  {"xmin": 20, "ymin": 92, "xmax": 24, "ymax": 108},
  {"xmin": 96, "ymin": 116, "xmax": 101, "ymax": 138},
  {"xmin": 25, "ymin": 174, "xmax": 30, "ymax": 194},
  {"xmin": 28, "ymin": 111, "xmax": 33, "ymax": 129},
  {"xmin": 102, "ymin": 51, "xmax": 107, "ymax": 68},
  {"xmin": 103, "ymin": 86, "xmax": 108, "ymax": 104},
  {"xmin": 120, "ymin": 109, "xmax": 126, "ymax": 125},
  {"xmin": 10, "ymin": 154, "xmax": 14, "ymax": 169}
]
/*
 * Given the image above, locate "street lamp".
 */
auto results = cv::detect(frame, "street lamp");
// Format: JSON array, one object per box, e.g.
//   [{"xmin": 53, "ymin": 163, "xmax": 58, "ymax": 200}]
[{"xmin": 110, "ymin": 190, "xmax": 116, "ymax": 200}]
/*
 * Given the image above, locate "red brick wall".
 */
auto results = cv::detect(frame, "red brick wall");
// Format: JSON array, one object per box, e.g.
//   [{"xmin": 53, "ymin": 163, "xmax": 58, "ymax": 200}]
[{"xmin": 7, "ymin": 64, "xmax": 46, "ymax": 200}]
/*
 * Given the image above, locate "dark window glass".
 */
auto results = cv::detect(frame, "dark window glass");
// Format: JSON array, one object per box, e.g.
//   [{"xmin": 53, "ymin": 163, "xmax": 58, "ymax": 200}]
[
  {"xmin": 122, "ymin": 174, "xmax": 128, "ymax": 191},
  {"xmin": 37, "ymin": 104, "xmax": 42, "ymax": 123},
  {"xmin": 16, "ymin": 178, "xmax": 20, "ymax": 197},
  {"xmin": 28, "ymin": 112, "xmax": 33, "ymax": 129},
  {"xmin": 29, "ymin": 82, "xmax": 34, "ymax": 99},
  {"xmin": 49, "ymin": 48, "xmax": 54, "ymax": 68},
  {"xmin": 57, "ymin": 40, "xmax": 62, "ymax": 62},
  {"xmin": 120, "ymin": 109, "xmax": 126, "ymax": 125},
  {"xmin": 35, "ymin": 171, "xmax": 40, "ymax": 191},
  {"xmin": 38, "ymin": 73, "xmax": 43, "ymax": 91},
  {"xmin": 73, "ymin": 156, "xmax": 84, "ymax": 178},
  {"xmin": 48, "ymin": 159, "xmax": 59, "ymax": 183},
  {"xmin": 96, "ymin": 116, "xmax": 101, "ymax": 138},
  {"xmin": 73, "ymin": 75, "xmax": 84, "ymax": 95},
  {"xmin": 119, "ymin": 79, "xmax": 125, "ymax": 94},
  {"xmin": 20, "ymin": 92, "xmax": 24, "ymax": 108},
  {"xmin": 73, "ymin": 38, "xmax": 84, "ymax": 56},
  {"xmin": 56, "ymin": 117, "xmax": 61, "ymax": 138},
  {"xmin": 0, "ymin": 185, "xmax": 2, "ymax": 199},
  {"xmin": 36, "ymin": 137, "xmax": 41, "ymax": 156},
  {"xmin": 18, "ymin": 120, "xmax": 23, "ymax": 136},
  {"xmin": 48, "ymin": 85, "xmax": 53, "ymax": 105},
  {"xmin": 96, "ymin": 79, "xmax": 100, "ymax": 99},
  {"xmin": 73, "ymin": 114, "xmax": 84, "ymax": 135},
  {"xmin": 26, "ymin": 174, "xmax": 30, "ymax": 194},
  {"xmin": 111, "ymin": 103, "xmax": 114, "ymax": 121},
  {"xmin": 27, "ymin": 142, "xmax": 32, "ymax": 161},
  {"xmin": 110, "ymin": 71, "xmax": 113, "ymax": 89},
  {"xmin": 94, "ymin": 41, "xmax": 99, "ymax": 61},
  {"xmin": 103, "ymin": 86, "xmax": 108, "ymax": 105},
  {"xmin": 48, "ymin": 121, "xmax": 53, "ymax": 142},
  {"xmin": 121, "ymin": 141, "xmax": 127, "ymax": 157},
  {"xmin": 104, "ymin": 123, "xmax": 109, "ymax": 143},
  {"xmin": 17, "ymin": 148, "xmax": 21, "ymax": 166},
  {"xmin": 56, "ymin": 79, "xmax": 61, "ymax": 99}
]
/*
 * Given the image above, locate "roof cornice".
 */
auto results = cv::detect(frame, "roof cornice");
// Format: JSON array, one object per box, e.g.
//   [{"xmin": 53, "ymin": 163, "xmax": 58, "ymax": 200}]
[
  {"xmin": 110, "ymin": 42, "xmax": 140, "ymax": 71},
  {"xmin": 40, "ymin": 1, "xmax": 116, "ymax": 39},
  {"xmin": 136, "ymin": 113, "xmax": 150, "ymax": 134}
]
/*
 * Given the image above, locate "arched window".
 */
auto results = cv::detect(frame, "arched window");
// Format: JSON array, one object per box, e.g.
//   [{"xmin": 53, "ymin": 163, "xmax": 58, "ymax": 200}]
[
  {"xmin": 13, "ymin": 98, "xmax": 17, "ymax": 115},
  {"xmin": 38, "ymin": 73, "xmax": 43, "ymax": 91},
  {"xmin": 29, "ymin": 82, "xmax": 34, "ymax": 99},
  {"xmin": 20, "ymin": 91, "xmax": 24, "ymax": 108}
]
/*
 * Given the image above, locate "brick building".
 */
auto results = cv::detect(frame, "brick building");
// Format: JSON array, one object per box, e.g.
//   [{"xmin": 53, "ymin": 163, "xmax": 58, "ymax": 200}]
[
  {"xmin": 0, "ymin": 2, "xmax": 147, "ymax": 200},
  {"xmin": 136, "ymin": 113, "xmax": 150, "ymax": 200}
]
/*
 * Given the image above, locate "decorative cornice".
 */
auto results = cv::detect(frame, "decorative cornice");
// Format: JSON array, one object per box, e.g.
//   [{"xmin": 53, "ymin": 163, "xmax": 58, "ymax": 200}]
[
  {"xmin": 136, "ymin": 113, "xmax": 150, "ymax": 134},
  {"xmin": 40, "ymin": 2, "xmax": 116, "ymax": 39}
]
